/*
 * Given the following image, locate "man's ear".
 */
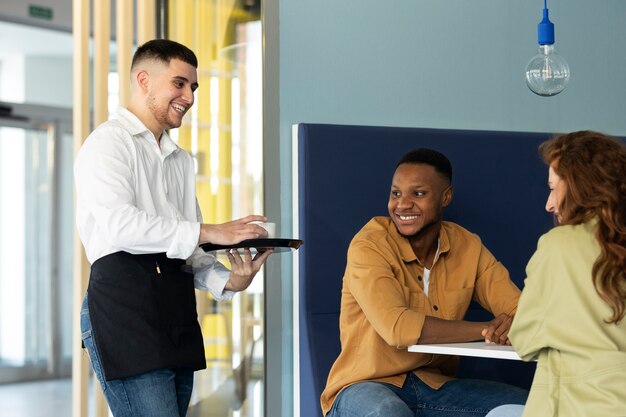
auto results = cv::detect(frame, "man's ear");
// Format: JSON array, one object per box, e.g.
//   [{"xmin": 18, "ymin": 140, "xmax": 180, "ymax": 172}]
[
  {"xmin": 134, "ymin": 70, "xmax": 150, "ymax": 92},
  {"xmin": 442, "ymin": 186, "xmax": 453, "ymax": 207}
]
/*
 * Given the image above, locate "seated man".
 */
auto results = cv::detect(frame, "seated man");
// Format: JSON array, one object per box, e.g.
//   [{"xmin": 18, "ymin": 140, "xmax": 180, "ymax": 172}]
[{"xmin": 321, "ymin": 148, "xmax": 528, "ymax": 417}]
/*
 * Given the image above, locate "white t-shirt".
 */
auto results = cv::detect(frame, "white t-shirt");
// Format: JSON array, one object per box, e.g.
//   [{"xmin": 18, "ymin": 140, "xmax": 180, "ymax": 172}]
[{"xmin": 423, "ymin": 238, "xmax": 441, "ymax": 297}]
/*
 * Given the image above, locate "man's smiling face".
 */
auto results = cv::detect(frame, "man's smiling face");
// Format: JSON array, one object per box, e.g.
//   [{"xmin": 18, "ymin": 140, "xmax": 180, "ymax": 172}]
[
  {"xmin": 145, "ymin": 58, "xmax": 198, "ymax": 132},
  {"xmin": 387, "ymin": 163, "xmax": 452, "ymax": 238}
]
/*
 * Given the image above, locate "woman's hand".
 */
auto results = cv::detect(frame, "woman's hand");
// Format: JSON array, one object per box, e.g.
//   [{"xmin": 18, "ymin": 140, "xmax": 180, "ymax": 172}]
[
  {"xmin": 223, "ymin": 248, "xmax": 274, "ymax": 292},
  {"xmin": 199, "ymin": 215, "xmax": 268, "ymax": 245}
]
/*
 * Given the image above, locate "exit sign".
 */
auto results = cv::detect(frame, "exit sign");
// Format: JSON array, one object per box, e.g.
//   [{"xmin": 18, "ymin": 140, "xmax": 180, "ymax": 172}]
[{"xmin": 28, "ymin": 4, "xmax": 54, "ymax": 21}]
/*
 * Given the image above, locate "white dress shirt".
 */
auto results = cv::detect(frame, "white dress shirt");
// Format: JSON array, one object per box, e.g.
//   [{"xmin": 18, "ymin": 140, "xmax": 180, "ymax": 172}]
[{"xmin": 75, "ymin": 107, "xmax": 233, "ymax": 300}]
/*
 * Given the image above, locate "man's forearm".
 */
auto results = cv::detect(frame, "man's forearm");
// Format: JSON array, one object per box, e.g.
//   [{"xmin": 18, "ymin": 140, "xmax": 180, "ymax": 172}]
[{"xmin": 417, "ymin": 316, "xmax": 486, "ymax": 344}]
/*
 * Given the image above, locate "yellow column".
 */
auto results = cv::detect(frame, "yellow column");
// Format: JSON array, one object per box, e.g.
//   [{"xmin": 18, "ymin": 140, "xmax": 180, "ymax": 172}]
[
  {"xmin": 216, "ymin": 0, "xmax": 237, "ymax": 223},
  {"xmin": 137, "ymin": 0, "xmax": 156, "ymax": 45},
  {"xmin": 168, "ymin": 0, "xmax": 194, "ymax": 153},
  {"xmin": 217, "ymin": 63, "xmax": 233, "ymax": 223},
  {"xmin": 72, "ymin": 1, "xmax": 90, "ymax": 414},
  {"xmin": 116, "ymin": 0, "xmax": 133, "ymax": 108},
  {"xmin": 94, "ymin": 0, "xmax": 110, "ymax": 126},
  {"xmin": 195, "ymin": 0, "xmax": 217, "ymax": 223}
]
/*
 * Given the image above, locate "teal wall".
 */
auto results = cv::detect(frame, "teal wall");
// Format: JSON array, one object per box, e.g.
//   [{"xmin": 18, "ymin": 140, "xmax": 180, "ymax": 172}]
[
  {"xmin": 264, "ymin": 1, "xmax": 626, "ymax": 416},
  {"xmin": 281, "ymin": 1, "xmax": 626, "ymax": 134}
]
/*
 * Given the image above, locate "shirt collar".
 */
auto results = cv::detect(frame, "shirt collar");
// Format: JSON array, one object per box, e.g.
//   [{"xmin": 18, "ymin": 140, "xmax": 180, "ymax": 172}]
[
  {"xmin": 113, "ymin": 107, "xmax": 181, "ymax": 158},
  {"xmin": 113, "ymin": 107, "xmax": 150, "ymax": 136},
  {"xmin": 388, "ymin": 220, "xmax": 452, "ymax": 264},
  {"xmin": 159, "ymin": 130, "xmax": 180, "ymax": 158}
]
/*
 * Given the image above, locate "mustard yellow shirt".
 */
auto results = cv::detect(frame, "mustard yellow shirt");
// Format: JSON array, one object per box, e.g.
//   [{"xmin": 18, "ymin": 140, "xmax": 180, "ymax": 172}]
[
  {"xmin": 321, "ymin": 217, "xmax": 522, "ymax": 415},
  {"xmin": 509, "ymin": 220, "xmax": 626, "ymax": 417}
]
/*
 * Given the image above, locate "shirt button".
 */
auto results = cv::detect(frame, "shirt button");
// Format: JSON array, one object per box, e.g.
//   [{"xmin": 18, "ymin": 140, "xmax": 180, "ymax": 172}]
[
  {"xmin": 433, "ymin": 305, "xmax": 439, "ymax": 311},
  {"xmin": 417, "ymin": 275, "xmax": 422, "ymax": 281}
]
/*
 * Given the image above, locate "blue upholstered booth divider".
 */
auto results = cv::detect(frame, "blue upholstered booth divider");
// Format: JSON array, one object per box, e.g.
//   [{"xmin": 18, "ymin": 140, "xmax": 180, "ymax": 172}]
[{"xmin": 294, "ymin": 123, "xmax": 558, "ymax": 417}]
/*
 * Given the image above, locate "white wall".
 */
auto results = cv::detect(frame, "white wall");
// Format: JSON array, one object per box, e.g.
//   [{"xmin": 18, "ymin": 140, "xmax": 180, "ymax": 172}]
[
  {"xmin": 25, "ymin": 56, "xmax": 73, "ymax": 108},
  {"xmin": 0, "ymin": 54, "xmax": 72, "ymax": 108},
  {"xmin": 0, "ymin": 56, "xmax": 25, "ymax": 102}
]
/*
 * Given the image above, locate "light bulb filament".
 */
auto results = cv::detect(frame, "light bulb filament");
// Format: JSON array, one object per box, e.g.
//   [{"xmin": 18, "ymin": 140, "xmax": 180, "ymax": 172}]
[{"xmin": 542, "ymin": 60, "xmax": 552, "ymax": 79}]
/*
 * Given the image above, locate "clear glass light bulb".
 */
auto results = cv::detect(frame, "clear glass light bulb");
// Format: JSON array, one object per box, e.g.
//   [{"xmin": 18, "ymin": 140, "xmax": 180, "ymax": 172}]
[{"xmin": 525, "ymin": 43, "xmax": 570, "ymax": 97}]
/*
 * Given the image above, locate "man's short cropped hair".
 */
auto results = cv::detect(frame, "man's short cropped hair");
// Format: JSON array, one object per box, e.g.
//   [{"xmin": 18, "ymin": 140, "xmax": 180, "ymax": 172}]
[
  {"xmin": 396, "ymin": 148, "xmax": 452, "ymax": 183},
  {"xmin": 131, "ymin": 39, "xmax": 198, "ymax": 70}
]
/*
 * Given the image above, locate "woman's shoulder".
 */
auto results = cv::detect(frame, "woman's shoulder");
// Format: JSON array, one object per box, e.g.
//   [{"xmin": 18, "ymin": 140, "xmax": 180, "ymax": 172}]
[
  {"xmin": 534, "ymin": 221, "xmax": 599, "ymax": 265},
  {"xmin": 540, "ymin": 221, "xmax": 596, "ymax": 246}
]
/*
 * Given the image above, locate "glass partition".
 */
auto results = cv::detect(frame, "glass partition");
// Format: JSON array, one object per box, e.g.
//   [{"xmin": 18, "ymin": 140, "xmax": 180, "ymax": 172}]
[{"xmin": 0, "ymin": 108, "xmax": 73, "ymax": 383}]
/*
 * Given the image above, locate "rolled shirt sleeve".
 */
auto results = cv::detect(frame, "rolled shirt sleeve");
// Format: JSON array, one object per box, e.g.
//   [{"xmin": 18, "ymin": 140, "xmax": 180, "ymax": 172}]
[
  {"xmin": 472, "ymin": 244, "xmax": 521, "ymax": 317},
  {"xmin": 187, "ymin": 247, "xmax": 234, "ymax": 301}
]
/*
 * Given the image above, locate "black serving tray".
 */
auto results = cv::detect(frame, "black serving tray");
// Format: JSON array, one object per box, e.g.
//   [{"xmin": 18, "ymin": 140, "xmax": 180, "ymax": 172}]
[{"xmin": 200, "ymin": 238, "xmax": 303, "ymax": 253}]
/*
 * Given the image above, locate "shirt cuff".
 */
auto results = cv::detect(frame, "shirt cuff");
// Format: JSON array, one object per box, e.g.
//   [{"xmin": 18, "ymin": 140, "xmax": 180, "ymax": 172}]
[
  {"xmin": 190, "ymin": 249, "xmax": 235, "ymax": 301},
  {"xmin": 166, "ymin": 221, "xmax": 201, "ymax": 259}
]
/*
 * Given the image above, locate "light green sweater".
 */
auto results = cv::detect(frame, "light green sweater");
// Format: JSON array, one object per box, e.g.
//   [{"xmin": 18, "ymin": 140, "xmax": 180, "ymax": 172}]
[{"xmin": 510, "ymin": 220, "xmax": 626, "ymax": 417}]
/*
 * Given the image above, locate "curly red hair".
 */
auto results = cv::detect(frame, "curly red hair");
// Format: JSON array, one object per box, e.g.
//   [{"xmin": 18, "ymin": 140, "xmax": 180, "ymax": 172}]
[{"xmin": 540, "ymin": 131, "xmax": 626, "ymax": 324}]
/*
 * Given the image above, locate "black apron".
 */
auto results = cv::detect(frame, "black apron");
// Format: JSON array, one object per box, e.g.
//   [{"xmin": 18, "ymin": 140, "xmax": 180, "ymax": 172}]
[{"xmin": 88, "ymin": 251, "xmax": 206, "ymax": 381}]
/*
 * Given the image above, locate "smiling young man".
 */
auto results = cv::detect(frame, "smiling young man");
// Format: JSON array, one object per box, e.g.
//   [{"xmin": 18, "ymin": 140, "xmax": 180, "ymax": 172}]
[
  {"xmin": 74, "ymin": 39, "xmax": 272, "ymax": 417},
  {"xmin": 321, "ymin": 148, "xmax": 528, "ymax": 417}
]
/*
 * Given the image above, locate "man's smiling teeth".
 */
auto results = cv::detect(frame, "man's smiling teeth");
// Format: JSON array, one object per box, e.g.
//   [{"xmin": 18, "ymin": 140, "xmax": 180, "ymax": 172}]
[
  {"xmin": 398, "ymin": 215, "xmax": 418, "ymax": 220},
  {"xmin": 172, "ymin": 104, "xmax": 186, "ymax": 112}
]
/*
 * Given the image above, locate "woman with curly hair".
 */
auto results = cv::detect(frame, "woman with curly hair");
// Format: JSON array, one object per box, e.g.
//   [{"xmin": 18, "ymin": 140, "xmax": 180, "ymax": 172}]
[{"xmin": 487, "ymin": 131, "xmax": 626, "ymax": 417}]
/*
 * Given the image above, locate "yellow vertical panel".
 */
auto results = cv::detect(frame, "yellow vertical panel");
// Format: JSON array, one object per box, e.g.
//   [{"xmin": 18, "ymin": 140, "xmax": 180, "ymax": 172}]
[
  {"xmin": 196, "ymin": 0, "xmax": 216, "ymax": 223},
  {"xmin": 169, "ymin": 0, "xmax": 194, "ymax": 153},
  {"xmin": 195, "ymin": 0, "xmax": 215, "ymax": 62},
  {"xmin": 116, "ymin": 0, "xmax": 133, "ymax": 107},
  {"xmin": 193, "ymin": 0, "xmax": 214, "ymax": 348},
  {"xmin": 137, "ymin": 0, "xmax": 156, "ymax": 44},
  {"xmin": 201, "ymin": 310, "xmax": 231, "ymax": 360},
  {"xmin": 215, "ymin": 0, "xmax": 237, "ymax": 50},
  {"xmin": 174, "ymin": 0, "xmax": 192, "ymax": 156},
  {"xmin": 93, "ymin": 0, "xmax": 110, "ymax": 126},
  {"xmin": 215, "ymin": 0, "xmax": 237, "ymax": 223},
  {"xmin": 217, "ymin": 65, "xmax": 233, "ymax": 223},
  {"xmin": 196, "ymin": 129, "xmax": 217, "ymax": 223},
  {"xmin": 170, "ymin": 0, "xmax": 194, "ymax": 45},
  {"xmin": 177, "ymin": 124, "xmax": 192, "ymax": 152},
  {"xmin": 71, "ymin": 0, "xmax": 90, "ymax": 416}
]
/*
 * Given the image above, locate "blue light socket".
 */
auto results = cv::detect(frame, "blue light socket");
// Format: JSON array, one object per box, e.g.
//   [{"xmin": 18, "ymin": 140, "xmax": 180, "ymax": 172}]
[{"xmin": 538, "ymin": 8, "xmax": 555, "ymax": 45}]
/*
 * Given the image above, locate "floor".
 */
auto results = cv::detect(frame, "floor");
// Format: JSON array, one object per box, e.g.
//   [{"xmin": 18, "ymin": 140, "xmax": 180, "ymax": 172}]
[
  {"xmin": 0, "ymin": 378, "xmax": 86, "ymax": 417},
  {"xmin": 0, "ymin": 364, "xmax": 262, "ymax": 417}
]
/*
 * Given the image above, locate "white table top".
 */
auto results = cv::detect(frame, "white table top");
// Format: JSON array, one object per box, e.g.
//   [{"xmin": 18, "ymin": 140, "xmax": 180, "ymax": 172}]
[{"xmin": 408, "ymin": 341, "xmax": 523, "ymax": 361}]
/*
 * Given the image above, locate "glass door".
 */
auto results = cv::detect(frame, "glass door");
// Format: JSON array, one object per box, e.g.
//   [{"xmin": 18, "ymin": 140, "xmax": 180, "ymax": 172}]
[{"xmin": 0, "ymin": 102, "xmax": 73, "ymax": 383}]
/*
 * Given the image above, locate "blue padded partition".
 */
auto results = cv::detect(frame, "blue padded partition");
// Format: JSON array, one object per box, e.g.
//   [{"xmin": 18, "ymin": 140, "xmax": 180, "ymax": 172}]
[{"xmin": 295, "ymin": 123, "xmax": 557, "ymax": 417}]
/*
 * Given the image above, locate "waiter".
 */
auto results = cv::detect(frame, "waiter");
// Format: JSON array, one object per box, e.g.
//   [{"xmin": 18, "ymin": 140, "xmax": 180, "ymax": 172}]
[{"xmin": 74, "ymin": 39, "xmax": 272, "ymax": 417}]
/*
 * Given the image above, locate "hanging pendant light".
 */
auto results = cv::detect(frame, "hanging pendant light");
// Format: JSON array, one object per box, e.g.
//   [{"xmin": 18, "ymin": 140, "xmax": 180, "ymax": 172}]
[{"xmin": 525, "ymin": 0, "xmax": 570, "ymax": 97}]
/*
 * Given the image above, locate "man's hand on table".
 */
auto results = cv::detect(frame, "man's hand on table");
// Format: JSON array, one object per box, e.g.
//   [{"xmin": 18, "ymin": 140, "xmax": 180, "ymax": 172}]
[{"xmin": 481, "ymin": 313, "xmax": 514, "ymax": 345}]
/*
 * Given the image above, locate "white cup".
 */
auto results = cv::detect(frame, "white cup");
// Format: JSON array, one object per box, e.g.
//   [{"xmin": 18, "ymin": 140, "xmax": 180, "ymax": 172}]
[{"xmin": 253, "ymin": 222, "xmax": 276, "ymax": 238}]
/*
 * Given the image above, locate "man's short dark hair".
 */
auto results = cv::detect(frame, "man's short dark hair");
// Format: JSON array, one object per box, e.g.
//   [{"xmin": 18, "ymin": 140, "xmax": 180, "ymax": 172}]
[
  {"xmin": 131, "ymin": 39, "xmax": 198, "ymax": 70},
  {"xmin": 396, "ymin": 148, "xmax": 452, "ymax": 183}
]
